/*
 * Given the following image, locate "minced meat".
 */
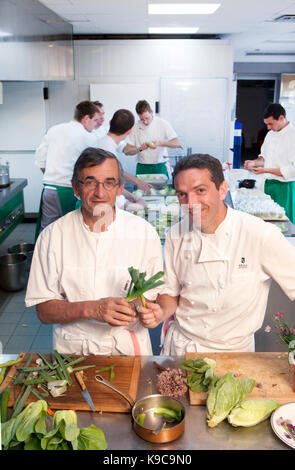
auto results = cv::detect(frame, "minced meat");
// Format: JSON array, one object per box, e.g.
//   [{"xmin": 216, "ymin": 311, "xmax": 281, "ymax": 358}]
[{"xmin": 156, "ymin": 368, "xmax": 188, "ymax": 397}]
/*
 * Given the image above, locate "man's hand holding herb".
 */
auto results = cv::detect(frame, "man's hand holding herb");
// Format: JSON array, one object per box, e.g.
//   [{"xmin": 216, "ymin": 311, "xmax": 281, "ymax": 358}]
[
  {"xmin": 138, "ymin": 301, "xmax": 165, "ymax": 329},
  {"xmin": 95, "ymin": 297, "xmax": 136, "ymax": 326}
]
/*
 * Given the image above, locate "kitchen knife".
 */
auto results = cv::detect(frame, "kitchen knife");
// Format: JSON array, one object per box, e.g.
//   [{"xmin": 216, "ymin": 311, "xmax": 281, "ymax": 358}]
[{"xmin": 74, "ymin": 371, "xmax": 95, "ymax": 412}]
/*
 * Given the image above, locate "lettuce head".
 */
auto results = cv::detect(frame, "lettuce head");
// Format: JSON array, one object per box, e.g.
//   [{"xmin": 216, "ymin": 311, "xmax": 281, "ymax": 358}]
[
  {"xmin": 227, "ymin": 399, "xmax": 280, "ymax": 427},
  {"xmin": 206, "ymin": 373, "xmax": 255, "ymax": 428}
]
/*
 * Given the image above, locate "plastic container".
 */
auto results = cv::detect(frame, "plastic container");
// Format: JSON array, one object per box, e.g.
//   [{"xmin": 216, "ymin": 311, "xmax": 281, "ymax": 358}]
[{"xmin": 0, "ymin": 253, "xmax": 28, "ymax": 291}]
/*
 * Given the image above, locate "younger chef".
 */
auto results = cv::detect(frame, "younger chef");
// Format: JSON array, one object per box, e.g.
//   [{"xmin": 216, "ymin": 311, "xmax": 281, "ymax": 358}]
[
  {"xmin": 244, "ymin": 103, "xmax": 295, "ymax": 223},
  {"xmin": 123, "ymin": 100, "xmax": 182, "ymax": 178},
  {"xmin": 139, "ymin": 153, "xmax": 295, "ymax": 354},
  {"xmin": 25, "ymin": 147, "xmax": 163, "ymax": 356}
]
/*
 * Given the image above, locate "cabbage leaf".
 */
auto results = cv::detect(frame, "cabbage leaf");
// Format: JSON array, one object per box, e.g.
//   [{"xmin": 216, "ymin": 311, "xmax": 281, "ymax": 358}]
[
  {"xmin": 206, "ymin": 373, "xmax": 255, "ymax": 427},
  {"xmin": 227, "ymin": 399, "xmax": 280, "ymax": 427}
]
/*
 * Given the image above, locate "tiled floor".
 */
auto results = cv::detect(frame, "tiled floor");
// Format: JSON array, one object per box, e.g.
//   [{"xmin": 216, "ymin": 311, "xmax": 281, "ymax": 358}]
[
  {"xmin": 0, "ymin": 221, "xmax": 162, "ymax": 355},
  {"xmin": 0, "ymin": 222, "xmax": 53, "ymax": 355}
]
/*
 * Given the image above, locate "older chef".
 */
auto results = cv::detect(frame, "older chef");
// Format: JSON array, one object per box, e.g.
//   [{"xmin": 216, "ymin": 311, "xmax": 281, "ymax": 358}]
[
  {"xmin": 35, "ymin": 101, "xmax": 99, "ymax": 238},
  {"xmin": 139, "ymin": 154, "xmax": 295, "ymax": 354},
  {"xmin": 123, "ymin": 100, "xmax": 182, "ymax": 178},
  {"xmin": 244, "ymin": 103, "xmax": 295, "ymax": 224},
  {"xmin": 26, "ymin": 147, "xmax": 163, "ymax": 356}
]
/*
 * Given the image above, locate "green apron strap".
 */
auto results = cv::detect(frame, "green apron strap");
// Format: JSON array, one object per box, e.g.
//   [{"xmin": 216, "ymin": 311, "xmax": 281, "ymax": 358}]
[
  {"xmin": 34, "ymin": 185, "xmax": 78, "ymax": 242},
  {"xmin": 34, "ymin": 187, "xmax": 45, "ymax": 242},
  {"xmin": 55, "ymin": 186, "xmax": 77, "ymax": 215}
]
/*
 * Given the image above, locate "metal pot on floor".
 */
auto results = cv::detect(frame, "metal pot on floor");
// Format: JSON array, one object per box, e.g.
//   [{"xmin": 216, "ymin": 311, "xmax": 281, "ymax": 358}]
[
  {"xmin": 8, "ymin": 242, "xmax": 35, "ymax": 271},
  {"xmin": 0, "ymin": 253, "xmax": 28, "ymax": 291}
]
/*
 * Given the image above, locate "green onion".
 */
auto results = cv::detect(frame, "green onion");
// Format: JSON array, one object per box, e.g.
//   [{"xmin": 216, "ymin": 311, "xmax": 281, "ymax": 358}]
[
  {"xmin": 11, "ymin": 385, "xmax": 33, "ymax": 418},
  {"xmin": 125, "ymin": 267, "xmax": 164, "ymax": 307},
  {"xmin": 1, "ymin": 386, "xmax": 11, "ymax": 423},
  {"xmin": 53, "ymin": 350, "xmax": 72, "ymax": 386}
]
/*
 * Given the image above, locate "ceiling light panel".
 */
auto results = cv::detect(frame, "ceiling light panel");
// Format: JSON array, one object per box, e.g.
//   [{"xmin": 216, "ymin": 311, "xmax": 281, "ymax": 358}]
[
  {"xmin": 148, "ymin": 27, "xmax": 199, "ymax": 33},
  {"xmin": 148, "ymin": 3, "xmax": 220, "ymax": 15}
]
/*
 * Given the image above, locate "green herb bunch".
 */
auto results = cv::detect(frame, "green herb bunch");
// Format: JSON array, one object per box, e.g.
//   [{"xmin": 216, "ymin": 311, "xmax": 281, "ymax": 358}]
[{"xmin": 126, "ymin": 267, "xmax": 164, "ymax": 307}]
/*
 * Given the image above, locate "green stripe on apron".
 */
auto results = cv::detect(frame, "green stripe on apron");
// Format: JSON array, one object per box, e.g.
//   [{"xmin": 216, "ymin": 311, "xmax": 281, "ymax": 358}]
[
  {"xmin": 136, "ymin": 162, "xmax": 169, "ymax": 178},
  {"xmin": 35, "ymin": 185, "xmax": 78, "ymax": 241},
  {"xmin": 264, "ymin": 179, "xmax": 295, "ymax": 224}
]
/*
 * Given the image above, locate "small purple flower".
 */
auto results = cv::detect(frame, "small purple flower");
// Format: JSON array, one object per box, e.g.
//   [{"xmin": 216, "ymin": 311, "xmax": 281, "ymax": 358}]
[
  {"xmin": 264, "ymin": 325, "xmax": 272, "ymax": 333},
  {"xmin": 285, "ymin": 433, "xmax": 292, "ymax": 439}
]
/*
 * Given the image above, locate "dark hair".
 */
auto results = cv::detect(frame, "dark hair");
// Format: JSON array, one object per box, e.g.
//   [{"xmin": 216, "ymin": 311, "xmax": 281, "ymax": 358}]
[
  {"xmin": 72, "ymin": 147, "xmax": 124, "ymax": 187},
  {"xmin": 74, "ymin": 101, "xmax": 99, "ymax": 122},
  {"xmin": 173, "ymin": 154, "xmax": 224, "ymax": 189},
  {"xmin": 92, "ymin": 100, "xmax": 103, "ymax": 109},
  {"xmin": 109, "ymin": 109, "xmax": 135, "ymax": 135},
  {"xmin": 263, "ymin": 103, "xmax": 286, "ymax": 120},
  {"xmin": 135, "ymin": 100, "xmax": 152, "ymax": 115}
]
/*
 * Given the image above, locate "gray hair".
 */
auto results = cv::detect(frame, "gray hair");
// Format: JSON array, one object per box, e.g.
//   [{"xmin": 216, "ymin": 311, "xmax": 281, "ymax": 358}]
[{"xmin": 72, "ymin": 147, "xmax": 124, "ymax": 187}]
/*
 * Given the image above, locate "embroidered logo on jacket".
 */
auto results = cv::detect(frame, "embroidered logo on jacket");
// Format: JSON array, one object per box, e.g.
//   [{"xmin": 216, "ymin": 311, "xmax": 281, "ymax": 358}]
[{"xmin": 238, "ymin": 257, "xmax": 248, "ymax": 269}]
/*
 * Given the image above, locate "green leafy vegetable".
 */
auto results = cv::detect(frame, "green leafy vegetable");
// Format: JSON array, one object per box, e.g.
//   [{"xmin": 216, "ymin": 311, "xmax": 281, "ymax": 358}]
[
  {"xmin": 126, "ymin": 267, "xmax": 164, "ymax": 307},
  {"xmin": 227, "ymin": 399, "xmax": 280, "ymax": 427},
  {"xmin": 95, "ymin": 365, "xmax": 115, "ymax": 382},
  {"xmin": 181, "ymin": 358, "xmax": 216, "ymax": 392},
  {"xmin": 206, "ymin": 373, "xmax": 256, "ymax": 428},
  {"xmin": 1, "ymin": 400, "xmax": 48, "ymax": 449},
  {"xmin": 1, "ymin": 400, "xmax": 108, "ymax": 451},
  {"xmin": 154, "ymin": 407, "xmax": 182, "ymax": 422}
]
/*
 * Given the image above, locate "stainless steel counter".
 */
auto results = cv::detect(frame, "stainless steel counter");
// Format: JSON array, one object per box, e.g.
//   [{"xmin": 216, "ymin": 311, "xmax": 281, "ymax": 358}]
[
  {"xmin": 0, "ymin": 354, "xmax": 289, "ymax": 451},
  {"xmin": 0, "ymin": 178, "xmax": 27, "ymax": 207}
]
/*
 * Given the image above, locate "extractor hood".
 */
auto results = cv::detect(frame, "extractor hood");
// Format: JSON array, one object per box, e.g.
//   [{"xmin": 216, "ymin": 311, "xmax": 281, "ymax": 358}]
[{"xmin": 0, "ymin": 0, "xmax": 74, "ymax": 80}]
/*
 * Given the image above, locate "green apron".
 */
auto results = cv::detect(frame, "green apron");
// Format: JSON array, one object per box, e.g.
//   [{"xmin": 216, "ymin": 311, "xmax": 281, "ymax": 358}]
[
  {"xmin": 35, "ymin": 185, "xmax": 78, "ymax": 241},
  {"xmin": 264, "ymin": 179, "xmax": 295, "ymax": 224},
  {"xmin": 136, "ymin": 162, "xmax": 169, "ymax": 178}
]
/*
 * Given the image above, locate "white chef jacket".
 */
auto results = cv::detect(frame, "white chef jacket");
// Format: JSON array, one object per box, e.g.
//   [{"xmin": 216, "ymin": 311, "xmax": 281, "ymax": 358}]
[
  {"xmin": 25, "ymin": 208, "xmax": 163, "ymax": 356},
  {"xmin": 35, "ymin": 120, "xmax": 97, "ymax": 187},
  {"xmin": 92, "ymin": 124, "xmax": 108, "ymax": 143},
  {"xmin": 127, "ymin": 116, "xmax": 178, "ymax": 164},
  {"xmin": 260, "ymin": 123, "xmax": 295, "ymax": 182},
  {"xmin": 161, "ymin": 206, "xmax": 295, "ymax": 354}
]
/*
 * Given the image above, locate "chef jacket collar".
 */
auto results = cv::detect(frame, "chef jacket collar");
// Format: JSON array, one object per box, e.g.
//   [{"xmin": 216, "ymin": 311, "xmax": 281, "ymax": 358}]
[{"xmin": 198, "ymin": 205, "xmax": 231, "ymax": 263}]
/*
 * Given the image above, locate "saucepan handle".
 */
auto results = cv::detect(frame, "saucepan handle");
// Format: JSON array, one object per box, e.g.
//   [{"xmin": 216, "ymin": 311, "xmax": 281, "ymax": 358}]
[{"xmin": 94, "ymin": 374, "xmax": 135, "ymax": 408}]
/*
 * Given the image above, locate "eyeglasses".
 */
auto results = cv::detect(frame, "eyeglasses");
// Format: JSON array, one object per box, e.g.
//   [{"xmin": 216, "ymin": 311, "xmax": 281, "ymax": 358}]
[{"xmin": 78, "ymin": 177, "xmax": 120, "ymax": 191}]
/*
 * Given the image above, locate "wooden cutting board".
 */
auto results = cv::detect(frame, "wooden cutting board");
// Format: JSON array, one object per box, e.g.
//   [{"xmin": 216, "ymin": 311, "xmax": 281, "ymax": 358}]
[
  {"xmin": 185, "ymin": 352, "xmax": 295, "ymax": 406},
  {"xmin": 0, "ymin": 354, "xmax": 141, "ymax": 413}
]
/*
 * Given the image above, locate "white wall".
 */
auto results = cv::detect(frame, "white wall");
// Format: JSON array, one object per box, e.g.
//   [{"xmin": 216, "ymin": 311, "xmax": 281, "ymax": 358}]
[{"xmin": 47, "ymin": 39, "xmax": 234, "ymax": 129}]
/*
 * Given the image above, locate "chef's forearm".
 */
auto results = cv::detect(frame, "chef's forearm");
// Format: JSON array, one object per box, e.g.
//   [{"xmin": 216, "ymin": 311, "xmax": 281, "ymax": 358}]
[
  {"xmin": 158, "ymin": 138, "xmax": 182, "ymax": 149},
  {"xmin": 264, "ymin": 168, "xmax": 283, "ymax": 177},
  {"xmin": 157, "ymin": 293, "xmax": 178, "ymax": 321},
  {"xmin": 36, "ymin": 299, "xmax": 101, "ymax": 324},
  {"xmin": 123, "ymin": 143, "xmax": 139, "ymax": 155}
]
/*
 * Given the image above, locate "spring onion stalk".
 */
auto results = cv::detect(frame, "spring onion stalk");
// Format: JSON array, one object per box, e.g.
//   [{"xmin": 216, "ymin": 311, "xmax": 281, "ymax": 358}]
[{"xmin": 125, "ymin": 267, "xmax": 164, "ymax": 307}]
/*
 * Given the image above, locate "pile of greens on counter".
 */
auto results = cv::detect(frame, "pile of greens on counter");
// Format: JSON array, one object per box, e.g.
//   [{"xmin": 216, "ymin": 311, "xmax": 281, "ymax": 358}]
[
  {"xmin": 181, "ymin": 358, "xmax": 280, "ymax": 428},
  {"xmin": 1, "ymin": 400, "xmax": 107, "ymax": 450},
  {"xmin": 0, "ymin": 351, "xmax": 97, "ymax": 419}
]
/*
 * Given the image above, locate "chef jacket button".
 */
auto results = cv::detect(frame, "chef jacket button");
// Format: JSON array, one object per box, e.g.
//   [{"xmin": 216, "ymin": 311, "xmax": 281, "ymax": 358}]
[
  {"xmin": 220, "ymin": 282, "xmax": 225, "ymax": 289},
  {"xmin": 185, "ymin": 254, "xmax": 191, "ymax": 260},
  {"xmin": 186, "ymin": 280, "xmax": 192, "ymax": 286},
  {"xmin": 212, "ymin": 307, "xmax": 217, "ymax": 312},
  {"xmin": 190, "ymin": 300, "xmax": 195, "ymax": 305},
  {"xmin": 186, "ymin": 316, "xmax": 191, "ymax": 320}
]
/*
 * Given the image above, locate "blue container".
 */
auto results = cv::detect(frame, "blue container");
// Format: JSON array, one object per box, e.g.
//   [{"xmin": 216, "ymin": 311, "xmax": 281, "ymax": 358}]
[{"xmin": 233, "ymin": 121, "xmax": 242, "ymax": 169}]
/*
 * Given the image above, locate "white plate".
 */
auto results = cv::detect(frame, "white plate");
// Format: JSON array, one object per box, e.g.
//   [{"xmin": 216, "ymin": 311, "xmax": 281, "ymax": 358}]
[{"xmin": 271, "ymin": 402, "xmax": 295, "ymax": 449}]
